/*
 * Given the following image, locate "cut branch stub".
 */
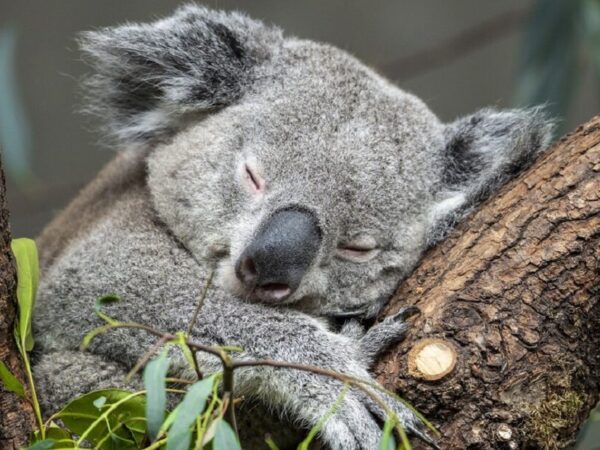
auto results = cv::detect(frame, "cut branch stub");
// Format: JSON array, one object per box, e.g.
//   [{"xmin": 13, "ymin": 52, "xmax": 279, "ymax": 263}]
[
  {"xmin": 407, "ymin": 339, "xmax": 457, "ymax": 381},
  {"xmin": 375, "ymin": 115, "xmax": 600, "ymax": 450}
]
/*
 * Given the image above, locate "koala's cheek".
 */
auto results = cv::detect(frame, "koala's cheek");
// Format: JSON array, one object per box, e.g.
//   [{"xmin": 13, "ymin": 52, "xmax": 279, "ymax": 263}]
[{"xmin": 297, "ymin": 268, "xmax": 329, "ymax": 298}]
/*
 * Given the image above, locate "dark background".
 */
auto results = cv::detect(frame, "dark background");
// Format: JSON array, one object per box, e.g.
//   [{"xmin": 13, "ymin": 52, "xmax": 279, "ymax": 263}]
[{"xmin": 1, "ymin": 2, "xmax": 599, "ymax": 446}]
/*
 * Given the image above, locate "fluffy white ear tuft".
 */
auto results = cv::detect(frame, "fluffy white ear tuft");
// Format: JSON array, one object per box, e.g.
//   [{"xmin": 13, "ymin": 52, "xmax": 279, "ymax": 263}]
[
  {"xmin": 79, "ymin": 5, "xmax": 282, "ymax": 146},
  {"xmin": 427, "ymin": 107, "xmax": 555, "ymax": 245}
]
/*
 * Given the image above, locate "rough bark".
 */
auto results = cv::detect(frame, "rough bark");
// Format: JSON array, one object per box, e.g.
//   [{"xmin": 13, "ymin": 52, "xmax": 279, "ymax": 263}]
[
  {"xmin": 374, "ymin": 115, "xmax": 600, "ymax": 450},
  {"xmin": 0, "ymin": 153, "xmax": 35, "ymax": 448}
]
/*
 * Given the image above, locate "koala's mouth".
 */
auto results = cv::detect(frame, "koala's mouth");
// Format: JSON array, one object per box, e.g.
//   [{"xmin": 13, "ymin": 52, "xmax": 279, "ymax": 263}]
[
  {"xmin": 253, "ymin": 283, "xmax": 292, "ymax": 302},
  {"xmin": 217, "ymin": 258, "xmax": 306, "ymax": 305}
]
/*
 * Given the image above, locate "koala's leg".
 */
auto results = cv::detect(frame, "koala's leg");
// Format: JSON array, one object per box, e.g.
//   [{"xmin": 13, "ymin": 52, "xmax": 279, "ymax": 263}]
[{"xmin": 32, "ymin": 350, "xmax": 140, "ymax": 417}]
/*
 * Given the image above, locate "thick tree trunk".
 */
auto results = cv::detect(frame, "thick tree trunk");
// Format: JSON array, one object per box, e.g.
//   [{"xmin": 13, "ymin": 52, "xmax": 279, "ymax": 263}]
[
  {"xmin": 374, "ymin": 116, "xmax": 600, "ymax": 450},
  {"xmin": 0, "ymin": 153, "xmax": 35, "ymax": 448}
]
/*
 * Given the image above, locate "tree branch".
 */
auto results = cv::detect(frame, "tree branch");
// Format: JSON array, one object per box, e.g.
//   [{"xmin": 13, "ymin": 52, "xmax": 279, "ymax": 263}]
[{"xmin": 375, "ymin": 116, "xmax": 600, "ymax": 449}]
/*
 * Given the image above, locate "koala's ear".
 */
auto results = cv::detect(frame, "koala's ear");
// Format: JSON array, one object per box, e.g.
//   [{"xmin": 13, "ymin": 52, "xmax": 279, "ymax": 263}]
[
  {"xmin": 79, "ymin": 5, "xmax": 282, "ymax": 145},
  {"xmin": 428, "ymin": 107, "xmax": 555, "ymax": 244}
]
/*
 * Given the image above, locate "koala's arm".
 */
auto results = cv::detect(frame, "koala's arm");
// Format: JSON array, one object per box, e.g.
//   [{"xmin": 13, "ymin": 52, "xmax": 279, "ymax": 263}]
[{"xmin": 33, "ymin": 187, "xmax": 425, "ymax": 450}]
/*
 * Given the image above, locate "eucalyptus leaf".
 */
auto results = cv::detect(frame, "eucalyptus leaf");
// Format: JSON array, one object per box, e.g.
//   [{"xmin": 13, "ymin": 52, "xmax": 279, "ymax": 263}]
[
  {"xmin": 201, "ymin": 418, "xmax": 219, "ymax": 446},
  {"xmin": 378, "ymin": 417, "xmax": 397, "ymax": 450},
  {"xmin": 213, "ymin": 419, "xmax": 242, "ymax": 450},
  {"xmin": 93, "ymin": 396, "xmax": 107, "ymax": 410},
  {"xmin": 160, "ymin": 403, "xmax": 181, "ymax": 435},
  {"xmin": 10, "ymin": 238, "xmax": 39, "ymax": 351},
  {"xmin": 25, "ymin": 440, "xmax": 54, "ymax": 450},
  {"xmin": 175, "ymin": 332, "xmax": 198, "ymax": 375},
  {"xmin": 265, "ymin": 436, "xmax": 280, "ymax": 450},
  {"xmin": 167, "ymin": 376, "xmax": 215, "ymax": 450},
  {"xmin": 0, "ymin": 359, "xmax": 25, "ymax": 398},
  {"xmin": 56, "ymin": 389, "xmax": 145, "ymax": 449},
  {"xmin": 43, "ymin": 423, "xmax": 76, "ymax": 447},
  {"xmin": 144, "ymin": 352, "xmax": 170, "ymax": 440},
  {"xmin": 94, "ymin": 294, "xmax": 121, "ymax": 325}
]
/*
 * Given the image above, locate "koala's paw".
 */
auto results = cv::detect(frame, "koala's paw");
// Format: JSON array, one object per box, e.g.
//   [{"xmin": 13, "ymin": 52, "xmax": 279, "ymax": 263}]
[
  {"xmin": 359, "ymin": 306, "xmax": 420, "ymax": 364},
  {"xmin": 317, "ymin": 383, "xmax": 437, "ymax": 450}
]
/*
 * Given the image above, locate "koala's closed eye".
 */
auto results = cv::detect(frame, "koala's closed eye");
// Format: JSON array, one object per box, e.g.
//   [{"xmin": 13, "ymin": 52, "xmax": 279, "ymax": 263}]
[
  {"xmin": 336, "ymin": 235, "xmax": 379, "ymax": 262},
  {"xmin": 239, "ymin": 159, "xmax": 265, "ymax": 195}
]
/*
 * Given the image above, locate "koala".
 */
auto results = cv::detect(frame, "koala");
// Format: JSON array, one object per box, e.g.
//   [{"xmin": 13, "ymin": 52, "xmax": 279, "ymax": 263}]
[{"xmin": 31, "ymin": 5, "xmax": 553, "ymax": 450}]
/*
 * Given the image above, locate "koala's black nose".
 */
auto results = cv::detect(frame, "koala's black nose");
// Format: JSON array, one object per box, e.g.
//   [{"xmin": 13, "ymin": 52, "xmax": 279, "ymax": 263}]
[{"xmin": 235, "ymin": 208, "xmax": 321, "ymax": 302}]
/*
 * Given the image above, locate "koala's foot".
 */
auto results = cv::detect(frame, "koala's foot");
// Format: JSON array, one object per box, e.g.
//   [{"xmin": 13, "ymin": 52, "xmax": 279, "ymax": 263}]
[
  {"xmin": 358, "ymin": 305, "xmax": 420, "ymax": 365},
  {"xmin": 32, "ymin": 350, "xmax": 140, "ymax": 418},
  {"xmin": 315, "ymin": 381, "xmax": 436, "ymax": 450}
]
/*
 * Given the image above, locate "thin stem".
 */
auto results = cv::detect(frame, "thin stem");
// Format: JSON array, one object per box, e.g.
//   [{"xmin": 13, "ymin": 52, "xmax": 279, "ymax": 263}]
[
  {"xmin": 186, "ymin": 269, "xmax": 214, "ymax": 335},
  {"xmin": 127, "ymin": 335, "xmax": 170, "ymax": 380},
  {"xmin": 221, "ymin": 353, "xmax": 238, "ymax": 435},
  {"xmin": 165, "ymin": 377, "xmax": 195, "ymax": 385},
  {"xmin": 186, "ymin": 346, "xmax": 204, "ymax": 380},
  {"xmin": 196, "ymin": 381, "xmax": 221, "ymax": 449},
  {"xmin": 143, "ymin": 437, "xmax": 168, "ymax": 450},
  {"xmin": 17, "ymin": 340, "xmax": 44, "ymax": 438},
  {"xmin": 84, "ymin": 322, "xmax": 225, "ymax": 360},
  {"xmin": 232, "ymin": 359, "xmax": 354, "ymax": 383}
]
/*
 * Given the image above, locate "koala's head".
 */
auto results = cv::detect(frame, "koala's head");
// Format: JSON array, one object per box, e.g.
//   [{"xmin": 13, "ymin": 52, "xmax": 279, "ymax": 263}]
[{"xmin": 81, "ymin": 5, "xmax": 553, "ymax": 318}]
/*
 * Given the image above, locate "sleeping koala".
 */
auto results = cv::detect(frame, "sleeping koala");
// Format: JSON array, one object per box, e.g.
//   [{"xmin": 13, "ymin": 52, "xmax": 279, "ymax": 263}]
[{"xmin": 32, "ymin": 5, "xmax": 553, "ymax": 449}]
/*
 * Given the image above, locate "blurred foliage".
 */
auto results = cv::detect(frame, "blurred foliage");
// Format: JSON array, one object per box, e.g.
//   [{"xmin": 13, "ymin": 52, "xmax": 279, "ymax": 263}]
[
  {"xmin": 515, "ymin": 0, "xmax": 600, "ymax": 134},
  {"xmin": 0, "ymin": 26, "xmax": 34, "ymax": 186},
  {"xmin": 517, "ymin": 5, "xmax": 600, "ymax": 444}
]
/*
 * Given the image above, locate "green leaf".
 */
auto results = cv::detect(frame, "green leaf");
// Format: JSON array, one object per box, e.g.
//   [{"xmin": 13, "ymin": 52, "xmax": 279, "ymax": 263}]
[
  {"xmin": 175, "ymin": 332, "xmax": 198, "ymax": 375},
  {"xmin": 94, "ymin": 294, "xmax": 120, "ymax": 325},
  {"xmin": 378, "ymin": 417, "xmax": 397, "ymax": 450},
  {"xmin": 43, "ymin": 423, "xmax": 76, "ymax": 447},
  {"xmin": 264, "ymin": 436, "xmax": 280, "ymax": 450},
  {"xmin": 0, "ymin": 359, "xmax": 25, "ymax": 397},
  {"xmin": 25, "ymin": 440, "xmax": 54, "ymax": 450},
  {"xmin": 160, "ymin": 403, "xmax": 181, "ymax": 435},
  {"xmin": 93, "ymin": 396, "xmax": 107, "ymax": 410},
  {"xmin": 144, "ymin": 352, "xmax": 170, "ymax": 440},
  {"xmin": 10, "ymin": 238, "xmax": 39, "ymax": 351},
  {"xmin": 56, "ymin": 389, "xmax": 145, "ymax": 449},
  {"xmin": 213, "ymin": 419, "xmax": 241, "ymax": 450},
  {"xmin": 167, "ymin": 376, "xmax": 215, "ymax": 450}
]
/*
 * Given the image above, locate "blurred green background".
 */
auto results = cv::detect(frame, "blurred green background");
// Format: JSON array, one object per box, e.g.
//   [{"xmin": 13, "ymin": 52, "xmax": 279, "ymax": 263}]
[{"xmin": 1, "ymin": 0, "xmax": 599, "ymax": 447}]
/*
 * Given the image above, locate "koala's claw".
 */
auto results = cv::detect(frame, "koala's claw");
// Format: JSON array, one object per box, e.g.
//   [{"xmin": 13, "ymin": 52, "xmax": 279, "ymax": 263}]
[
  {"xmin": 390, "ymin": 305, "xmax": 420, "ymax": 322},
  {"xmin": 359, "ymin": 387, "xmax": 439, "ymax": 450},
  {"xmin": 413, "ymin": 427, "xmax": 442, "ymax": 450}
]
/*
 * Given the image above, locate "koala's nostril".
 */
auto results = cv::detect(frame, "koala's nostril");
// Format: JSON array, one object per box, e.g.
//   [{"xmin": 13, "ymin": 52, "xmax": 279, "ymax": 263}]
[{"xmin": 238, "ymin": 256, "xmax": 258, "ymax": 285}]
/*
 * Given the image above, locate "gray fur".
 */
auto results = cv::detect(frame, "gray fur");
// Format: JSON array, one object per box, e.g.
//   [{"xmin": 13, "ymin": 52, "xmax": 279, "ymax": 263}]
[{"xmin": 33, "ymin": 5, "xmax": 554, "ymax": 449}]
